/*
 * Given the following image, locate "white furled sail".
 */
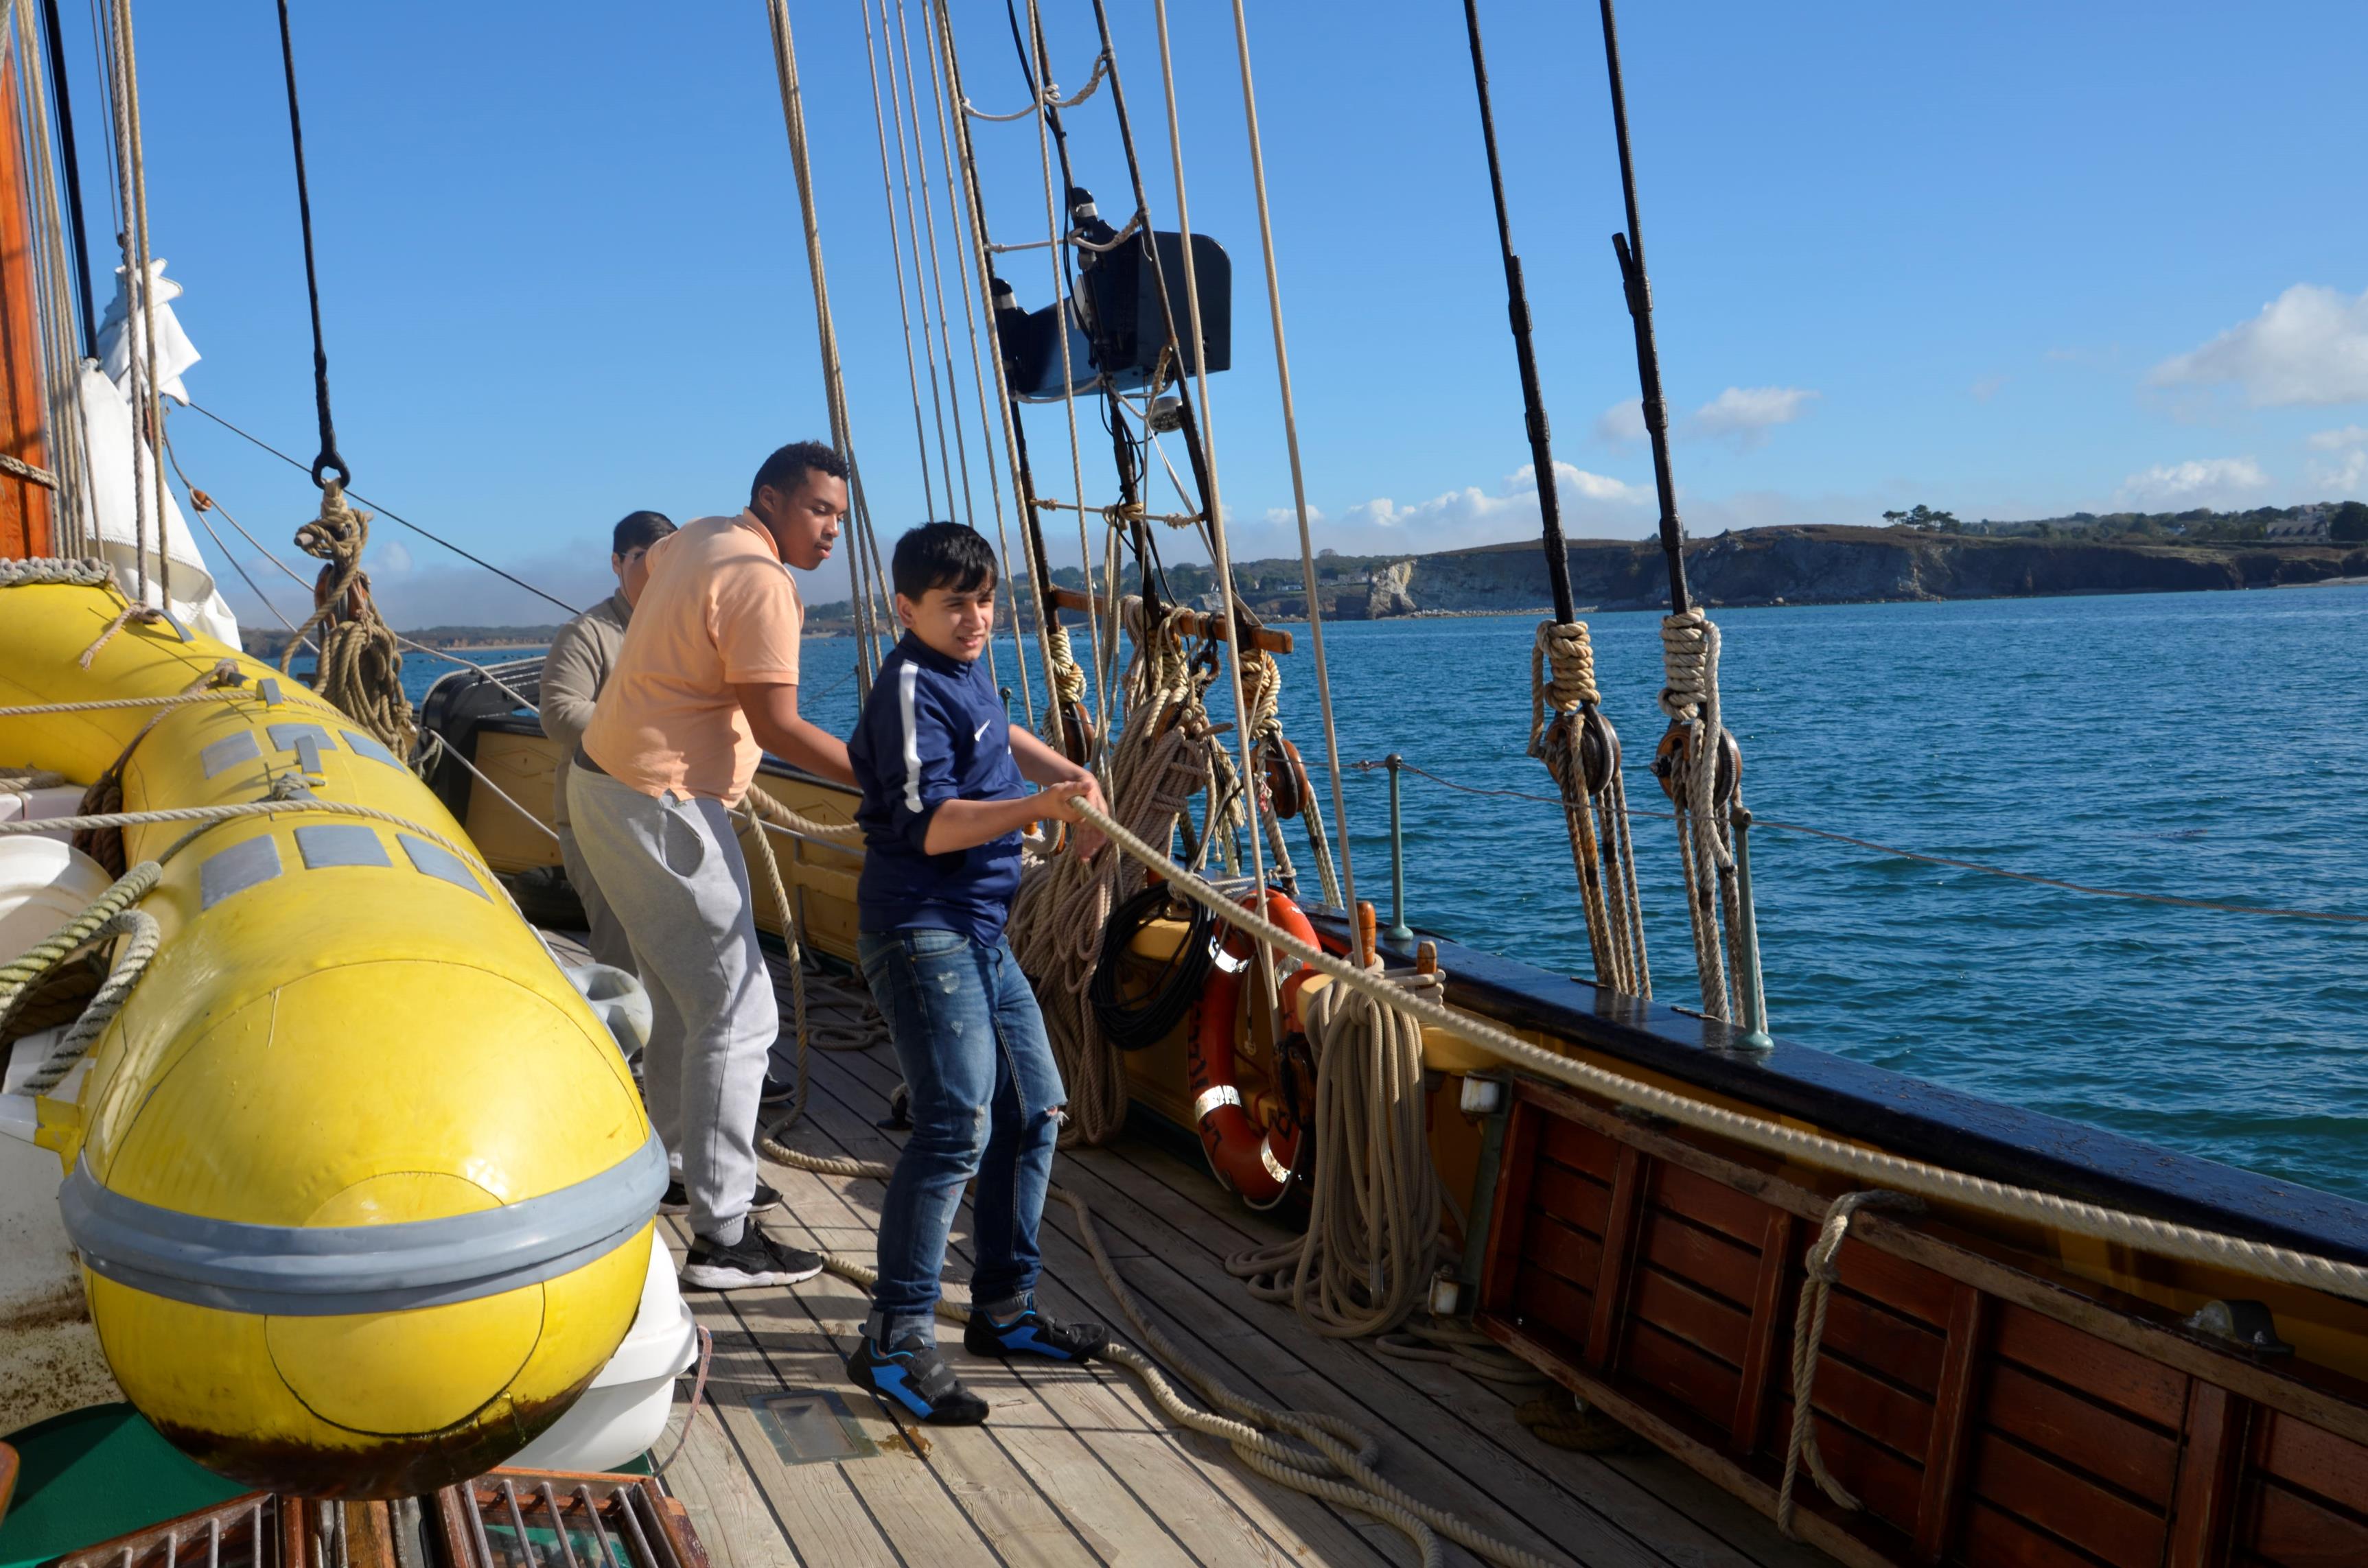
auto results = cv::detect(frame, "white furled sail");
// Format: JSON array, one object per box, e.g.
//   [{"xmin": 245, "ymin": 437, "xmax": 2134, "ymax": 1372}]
[{"xmin": 80, "ymin": 257, "xmax": 240, "ymax": 646}]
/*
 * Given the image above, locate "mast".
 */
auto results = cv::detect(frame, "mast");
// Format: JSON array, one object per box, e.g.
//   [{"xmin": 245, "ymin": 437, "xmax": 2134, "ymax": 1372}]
[
  {"xmin": 0, "ymin": 30, "xmax": 55, "ymax": 558},
  {"xmin": 1459, "ymin": 0, "xmax": 1574, "ymax": 626},
  {"xmin": 1597, "ymin": 0, "xmax": 1688, "ymax": 614}
]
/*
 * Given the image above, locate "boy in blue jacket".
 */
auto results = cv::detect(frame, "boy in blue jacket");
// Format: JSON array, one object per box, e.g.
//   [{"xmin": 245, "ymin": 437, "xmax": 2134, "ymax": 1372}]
[{"xmin": 845, "ymin": 522, "xmax": 1111, "ymax": 1425}]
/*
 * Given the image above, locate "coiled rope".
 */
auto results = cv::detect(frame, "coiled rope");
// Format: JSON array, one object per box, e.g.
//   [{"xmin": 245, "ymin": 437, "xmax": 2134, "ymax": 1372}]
[
  {"xmin": 1066, "ymin": 795, "xmax": 2368, "ymax": 1305},
  {"xmin": 279, "ymin": 484, "xmax": 414, "ymax": 758},
  {"xmin": 1227, "ymin": 961, "xmax": 1443, "ymax": 1338}
]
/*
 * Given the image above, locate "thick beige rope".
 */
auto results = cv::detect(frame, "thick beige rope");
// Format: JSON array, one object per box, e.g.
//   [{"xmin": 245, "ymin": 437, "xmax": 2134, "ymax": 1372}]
[
  {"xmin": 1776, "ymin": 1191, "xmax": 1923, "ymax": 1536},
  {"xmin": 756, "ymin": 1135, "xmax": 1559, "ymax": 1568},
  {"xmin": 1229, "ymin": 962, "xmax": 1443, "ymax": 1338},
  {"xmin": 1660, "ymin": 607, "xmax": 1738, "ymax": 1018},
  {"xmin": 1531, "ymin": 621, "xmax": 1649, "ymax": 997},
  {"xmin": 1069, "ymin": 795, "xmax": 2368, "ymax": 1306},
  {"xmin": 280, "ymin": 483, "xmax": 415, "ymax": 758}
]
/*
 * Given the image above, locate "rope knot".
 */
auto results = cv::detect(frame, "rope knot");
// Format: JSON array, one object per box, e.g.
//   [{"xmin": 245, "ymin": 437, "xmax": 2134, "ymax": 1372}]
[
  {"xmin": 280, "ymin": 481, "xmax": 415, "ymax": 758},
  {"xmin": 1657, "ymin": 607, "xmax": 1713, "ymax": 722}
]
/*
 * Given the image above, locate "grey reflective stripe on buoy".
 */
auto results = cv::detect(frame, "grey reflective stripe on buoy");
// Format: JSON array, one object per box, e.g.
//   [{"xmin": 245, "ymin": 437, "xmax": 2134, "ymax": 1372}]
[{"xmin": 58, "ymin": 1128, "xmax": 668, "ymax": 1316}]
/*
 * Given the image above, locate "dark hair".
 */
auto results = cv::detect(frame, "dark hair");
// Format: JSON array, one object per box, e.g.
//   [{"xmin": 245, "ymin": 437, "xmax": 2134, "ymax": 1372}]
[
  {"xmin": 892, "ymin": 522, "xmax": 998, "ymax": 600},
  {"xmin": 611, "ymin": 511, "xmax": 676, "ymax": 556},
  {"xmin": 750, "ymin": 441, "xmax": 848, "ymax": 508}
]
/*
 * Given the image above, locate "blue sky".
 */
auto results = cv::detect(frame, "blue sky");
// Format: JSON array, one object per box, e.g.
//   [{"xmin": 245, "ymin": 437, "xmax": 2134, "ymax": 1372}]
[{"xmin": 79, "ymin": 1, "xmax": 2368, "ymax": 627}]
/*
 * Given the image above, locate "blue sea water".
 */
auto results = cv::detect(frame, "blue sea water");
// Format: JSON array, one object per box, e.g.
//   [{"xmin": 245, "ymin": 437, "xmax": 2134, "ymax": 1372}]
[{"xmin": 400, "ymin": 584, "xmax": 2368, "ymax": 1198}]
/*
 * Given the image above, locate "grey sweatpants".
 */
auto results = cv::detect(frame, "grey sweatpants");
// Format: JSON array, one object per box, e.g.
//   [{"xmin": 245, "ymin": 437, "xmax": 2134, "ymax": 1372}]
[
  {"xmin": 566, "ymin": 767, "xmax": 777, "ymax": 1245},
  {"xmin": 557, "ymin": 823, "xmax": 638, "ymax": 978}
]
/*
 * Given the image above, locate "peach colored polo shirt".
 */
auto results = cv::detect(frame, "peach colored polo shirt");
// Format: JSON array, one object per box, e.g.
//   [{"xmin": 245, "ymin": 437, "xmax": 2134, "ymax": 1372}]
[{"xmin": 581, "ymin": 511, "xmax": 802, "ymax": 801}]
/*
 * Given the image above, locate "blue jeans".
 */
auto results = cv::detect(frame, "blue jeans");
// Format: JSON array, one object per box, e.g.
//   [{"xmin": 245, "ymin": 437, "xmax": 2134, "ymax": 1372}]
[{"xmin": 858, "ymin": 928, "xmax": 1066, "ymax": 1339}]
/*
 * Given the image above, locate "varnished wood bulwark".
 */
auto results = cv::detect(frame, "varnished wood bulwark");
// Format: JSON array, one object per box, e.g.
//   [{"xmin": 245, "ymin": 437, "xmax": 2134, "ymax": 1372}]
[{"xmin": 1473, "ymin": 1081, "xmax": 2368, "ymax": 1568}]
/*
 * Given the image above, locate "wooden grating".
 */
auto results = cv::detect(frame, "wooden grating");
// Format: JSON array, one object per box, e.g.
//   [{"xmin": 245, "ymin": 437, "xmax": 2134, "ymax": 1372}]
[{"xmin": 1473, "ymin": 1079, "xmax": 2368, "ymax": 1568}]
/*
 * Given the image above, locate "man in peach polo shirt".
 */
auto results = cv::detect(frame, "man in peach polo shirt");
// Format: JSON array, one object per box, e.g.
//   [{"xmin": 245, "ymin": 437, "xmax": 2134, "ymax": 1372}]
[{"xmin": 571, "ymin": 441, "xmax": 856, "ymax": 1290}]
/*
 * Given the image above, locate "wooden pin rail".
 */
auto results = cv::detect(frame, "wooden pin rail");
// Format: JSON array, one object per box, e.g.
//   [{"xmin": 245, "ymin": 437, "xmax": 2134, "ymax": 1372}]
[{"xmin": 1043, "ymin": 585, "xmax": 1295, "ymax": 654}]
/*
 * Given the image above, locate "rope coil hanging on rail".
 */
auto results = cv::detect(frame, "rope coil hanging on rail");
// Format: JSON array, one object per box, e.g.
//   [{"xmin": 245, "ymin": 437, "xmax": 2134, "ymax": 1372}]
[{"xmin": 1530, "ymin": 620, "xmax": 1650, "ymax": 997}]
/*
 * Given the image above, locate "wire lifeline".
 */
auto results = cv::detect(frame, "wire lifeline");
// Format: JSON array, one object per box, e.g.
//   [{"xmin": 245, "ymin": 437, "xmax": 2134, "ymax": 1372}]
[
  {"xmin": 1069, "ymin": 793, "xmax": 2368, "ymax": 1306},
  {"xmin": 180, "ymin": 401, "xmax": 580, "ymax": 618},
  {"xmin": 1362, "ymin": 756, "xmax": 2368, "ymax": 925}
]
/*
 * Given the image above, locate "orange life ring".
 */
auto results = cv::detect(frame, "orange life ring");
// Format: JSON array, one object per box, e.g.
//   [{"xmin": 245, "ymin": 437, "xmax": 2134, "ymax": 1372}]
[{"xmin": 1187, "ymin": 887, "xmax": 1319, "ymax": 1204}]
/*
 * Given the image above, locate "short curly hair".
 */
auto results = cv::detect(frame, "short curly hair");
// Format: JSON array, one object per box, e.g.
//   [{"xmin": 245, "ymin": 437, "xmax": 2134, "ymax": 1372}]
[{"xmin": 749, "ymin": 441, "xmax": 848, "ymax": 508}]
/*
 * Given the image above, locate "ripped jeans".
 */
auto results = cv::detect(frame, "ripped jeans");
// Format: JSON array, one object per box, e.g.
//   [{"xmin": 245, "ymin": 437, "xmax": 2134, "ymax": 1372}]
[{"xmin": 858, "ymin": 928, "xmax": 1066, "ymax": 1340}]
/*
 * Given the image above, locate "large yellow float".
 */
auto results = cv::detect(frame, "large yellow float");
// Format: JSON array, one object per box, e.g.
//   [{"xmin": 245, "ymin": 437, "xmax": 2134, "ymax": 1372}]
[{"xmin": 0, "ymin": 570, "xmax": 658, "ymax": 1497}]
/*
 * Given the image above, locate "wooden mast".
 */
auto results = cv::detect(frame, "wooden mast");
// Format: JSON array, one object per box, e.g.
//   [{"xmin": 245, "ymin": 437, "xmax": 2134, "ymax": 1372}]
[{"xmin": 0, "ymin": 34, "xmax": 56, "ymax": 559}]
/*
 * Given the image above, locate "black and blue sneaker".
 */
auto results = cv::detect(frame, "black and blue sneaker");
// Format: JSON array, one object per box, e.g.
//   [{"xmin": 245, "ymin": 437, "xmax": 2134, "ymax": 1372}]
[
  {"xmin": 963, "ymin": 1304, "xmax": 1108, "ymax": 1363},
  {"xmin": 846, "ymin": 1333, "xmax": 991, "ymax": 1425}
]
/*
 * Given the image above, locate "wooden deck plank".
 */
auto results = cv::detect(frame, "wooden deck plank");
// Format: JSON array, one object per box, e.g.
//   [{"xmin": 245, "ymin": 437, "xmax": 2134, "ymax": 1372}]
[
  {"xmin": 658, "ymin": 1222, "xmax": 912, "ymax": 1568},
  {"xmin": 798, "ymin": 1050, "xmax": 1662, "ymax": 1568},
  {"xmin": 769, "ymin": 1070, "xmax": 1413, "ymax": 1568},
  {"xmin": 1058, "ymin": 1109, "xmax": 1835, "ymax": 1568}
]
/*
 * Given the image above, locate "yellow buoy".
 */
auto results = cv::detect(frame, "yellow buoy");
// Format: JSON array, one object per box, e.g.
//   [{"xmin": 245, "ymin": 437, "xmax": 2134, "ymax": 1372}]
[{"xmin": 1, "ymin": 578, "xmax": 656, "ymax": 1497}]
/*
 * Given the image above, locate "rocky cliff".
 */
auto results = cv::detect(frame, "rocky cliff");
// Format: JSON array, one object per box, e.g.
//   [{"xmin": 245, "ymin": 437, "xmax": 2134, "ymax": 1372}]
[{"xmin": 1319, "ymin": 527, "xmax": 2368, "ymax": 618}]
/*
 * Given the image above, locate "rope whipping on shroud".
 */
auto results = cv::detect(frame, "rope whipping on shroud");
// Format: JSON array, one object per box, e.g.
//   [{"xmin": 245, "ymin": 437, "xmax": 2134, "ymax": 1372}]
[
  {"xmin": 1596, "ymin": 0, "xmax": 1765, "ymax": 1035},
  {"xmin": 1461, "ymin": 0, "xmax": 1648, "ymax": 998},
  {"xmin": 264, "ymin": 0, "xmax": 411, "ymax": 759}
]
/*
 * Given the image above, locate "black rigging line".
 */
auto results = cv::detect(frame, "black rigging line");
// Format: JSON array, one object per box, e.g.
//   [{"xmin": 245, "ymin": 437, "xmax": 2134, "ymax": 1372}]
[
  {"xmin": 1596, "ymin": 0, "xmax": 1691, "ymax": 616},
  {"xmin": 272, "ymin": 0, "xmax": 347, "ymax": 489},
  {"xmin": 1459, "ymin": 0, "xmax": 1575, "ymax": 627},
  {"xmin": 181, "ymin": 399, "xmax": 581, "ymax": 617},
  {"xmin": 38, "ymin": 0, "xmax": 96, "ymax": 358}
]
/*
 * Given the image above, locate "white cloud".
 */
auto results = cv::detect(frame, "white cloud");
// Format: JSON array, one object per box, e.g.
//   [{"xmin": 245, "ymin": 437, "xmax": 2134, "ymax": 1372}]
[
  {"xmin": 2150, "ymin": 284, "xmax": 2368, "ymax": 407},
  {"xmin": 1686, "ymin": 386, "xmax": 1819, "ymax": 445},
  {"xmin": 1969, "ymin": 375, "xmax": 2007, "ymax": 402},
  {"xmin": 1594, "ymin": 398, "xmax": 1646, "ymax": 445},
  {"xmin": 2113, "ymin": 457, "xmax": 2271, "ymax": 510},
  {"xmin": 2306, "ymin": 427, "xmax": 2368, "ymax": 493},
  {"xmin": 374, "ymin": 538, "xmax": 413, "ymax": 575}
]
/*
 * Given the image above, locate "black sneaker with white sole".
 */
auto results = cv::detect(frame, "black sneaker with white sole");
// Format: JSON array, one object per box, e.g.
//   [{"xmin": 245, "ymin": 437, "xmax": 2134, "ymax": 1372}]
[
  {"xmin": 679, "ymin": 1228, "xmax": 825, "ymax": 1290},
  {"xmin": 846, "ymin": 1333, "xmax": 990, "ymax": 1425},
  {"xmin": 659, "ymin": 1179, "xmax": 782, "ymax": 1217}
]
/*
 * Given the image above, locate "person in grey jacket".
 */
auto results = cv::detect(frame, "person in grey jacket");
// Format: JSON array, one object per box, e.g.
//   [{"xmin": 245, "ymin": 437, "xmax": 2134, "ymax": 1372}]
[{"xmin": 542, "ymin": 510, "xmax": 677, "ymax": 974}]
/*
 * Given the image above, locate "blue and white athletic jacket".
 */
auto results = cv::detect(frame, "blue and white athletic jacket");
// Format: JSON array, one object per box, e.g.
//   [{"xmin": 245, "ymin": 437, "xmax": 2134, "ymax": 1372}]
[{"xmin": 850, "ymin": 632, "xmax": 1027, "ymax": 946}]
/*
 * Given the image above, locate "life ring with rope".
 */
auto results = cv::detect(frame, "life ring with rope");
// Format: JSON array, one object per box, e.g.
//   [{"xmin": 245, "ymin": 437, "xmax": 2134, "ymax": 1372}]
[{"xmin": 1187, "ymin": 886, "xmax": 1320, "ymax": 1206}]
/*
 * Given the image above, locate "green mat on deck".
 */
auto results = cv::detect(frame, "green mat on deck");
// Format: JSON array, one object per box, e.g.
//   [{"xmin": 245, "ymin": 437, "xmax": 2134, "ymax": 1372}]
[{"xmin": 1, "ymin": 1404, "xmax": 247, "ymax": 1568}]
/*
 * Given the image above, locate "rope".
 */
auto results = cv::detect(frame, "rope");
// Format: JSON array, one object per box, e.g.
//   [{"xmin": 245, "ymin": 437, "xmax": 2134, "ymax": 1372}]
[
  {"xmin": 1358, "ymin": 756, "xmax": 2368, "ymax": 925},
  {"xmin": 742, "ymin": 784, "xmax": 864, "ymax": 841},
  {"xmin": 1776, "ymin": 1191, "xmax": 1923, "ymax": 1536},
  {"xmin": 0, "ymin": 452, "xmax": 58, "ymax": 489},
  {"xmin": 859, "ymin": 0, "xmax": 942, "ymax": 520},
  {"xmin": 1067, "ymin": 795, "xmax": 2368, "ymax": 1306},
  {"xmin": 0, "ymin": 859, "xmax": 158, "ymax": 1074},
  {"xmin": 763, "ymin": 0, "xmax": 892, "ymax": 688},
  {"xmin": 67, "ymin": 660, "xmax": 246, "ymax": 877},
  {"xmin": 1529, "ymin": 621, "xmax": 1649, "ymax": 996},
  {"xmin": 960, "ymin": 50, "xmax": 1111, "ymax": 119},
  {"xmin": 913, "ymin": 0, "xmax": 1034, "ymax": 729},
  {"xmin": 102, "ymin": 0, "xmax": 167, "ymax": 606},
  {"xmin": 1009, "ymin": 606, "xmax": 1218, "ymax": 1145},
  {"xmin": 1, "ymin": 801, "xmax": 492, "ymax": 885},
  {"xmin": 757, "ymin": 1136, "xmax": 1560, "ymax": 1568},
  {"xmin": 1149, "ymin": 0, "xmax": 1282, "ymax": 1049},
  {"xmin": 1658, "ymin": 607, "xmax": 1741, "ymax": 1018},
  {"xmin": 0, "ymin": 556, "xmax": 109, "ymax": 587},
  {"xmin": 1373, "ymin": 1318, "xmax": 1548, "ymax": 1390},
  {"xmin": 1223, "ymin": 0, "xmax": 1362, "ymax": 931},
  {"xmin": 1228, "ymin": 963, "xmax": 1442, "ymax": 1338},
  {"xmin": 279, "ymin": 482, "xmax": 415, "ymax": 758},
  {"xmin": 740, "ymin": 791, "xmax": 820, "ymax": 1130}
]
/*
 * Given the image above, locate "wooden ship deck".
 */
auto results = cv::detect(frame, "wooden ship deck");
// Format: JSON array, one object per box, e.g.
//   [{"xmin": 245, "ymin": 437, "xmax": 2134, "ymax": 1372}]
[{"xmin": 652, "ymin": 1019, "xmax": 1832, "ymax": 1568}]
